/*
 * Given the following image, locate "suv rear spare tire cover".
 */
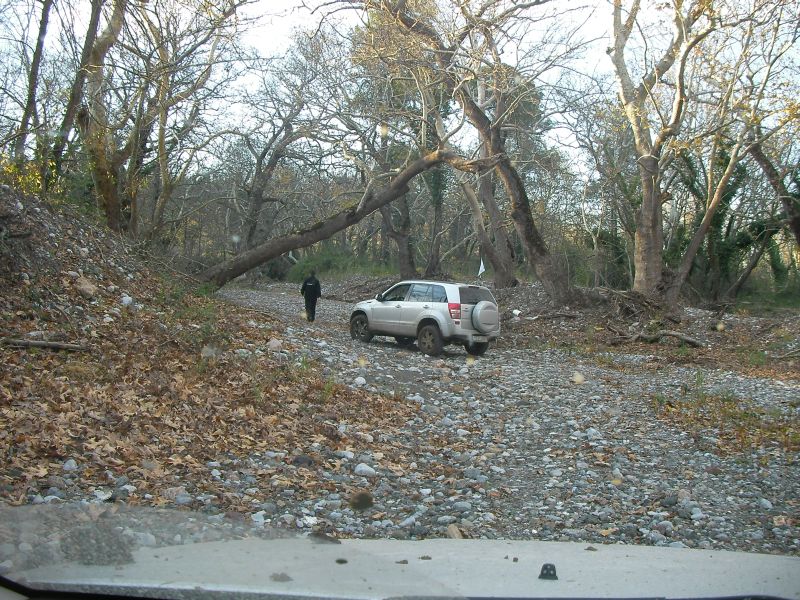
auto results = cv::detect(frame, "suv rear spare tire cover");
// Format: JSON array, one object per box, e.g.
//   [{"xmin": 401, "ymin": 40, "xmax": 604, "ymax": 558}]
[{"xmin": 472, "ymin": 300, "xmax": 499, "ymax": 333}]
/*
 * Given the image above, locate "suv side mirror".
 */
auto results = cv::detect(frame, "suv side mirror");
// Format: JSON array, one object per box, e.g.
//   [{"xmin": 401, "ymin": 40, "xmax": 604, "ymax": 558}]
[{"xmin": 375, "ymin": 293, "xmax": 383, "ymax": 302}]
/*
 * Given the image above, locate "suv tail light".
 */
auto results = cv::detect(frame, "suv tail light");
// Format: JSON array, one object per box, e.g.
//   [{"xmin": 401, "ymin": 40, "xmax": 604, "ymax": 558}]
[{"xmin": 448, "ymin": 302, "xmax": 462, "ymax": 319}]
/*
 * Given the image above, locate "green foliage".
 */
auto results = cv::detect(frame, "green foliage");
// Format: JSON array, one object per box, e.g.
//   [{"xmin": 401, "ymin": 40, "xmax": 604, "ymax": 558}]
[
  {"xmin": 676, "ymin": 146, "xmax": 751, "ymax": 298},
  {"xmin": 0, "ymin": 154, "xmax": 45, "ymax": 196},
  {"xmin": 767, "ymin": 238, "xmax": 788, "ymax": 286},
  {"xmin": 287, "ymin": 248, "xmax": 395, "ymax": 282},
  {"xmin": 736, "ymin": 282, "xmax": 800, "ymax": 313}
]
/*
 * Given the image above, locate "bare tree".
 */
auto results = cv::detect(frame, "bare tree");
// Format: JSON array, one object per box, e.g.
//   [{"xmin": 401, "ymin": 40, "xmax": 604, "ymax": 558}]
[
  {"xmin": 610, "ymin": 0, "xmax": 798, "ymax": 305},
  {"xmin": 334, "ymin": 0, "xmax": 587, "ymax": 302},
  {"xmin": 76, "ymin": 0, "xmax": 244, "ymax": 233}
]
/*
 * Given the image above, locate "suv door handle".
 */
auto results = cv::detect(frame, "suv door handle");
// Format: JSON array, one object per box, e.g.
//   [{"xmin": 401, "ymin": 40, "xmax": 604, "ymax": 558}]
[
  {"xmin": 394, "ymin": 304, "xmax": 402, "ymax": 308},
  {"xmin": 423, "ymin": 305, "xmax": 430, "ymax": 309}
]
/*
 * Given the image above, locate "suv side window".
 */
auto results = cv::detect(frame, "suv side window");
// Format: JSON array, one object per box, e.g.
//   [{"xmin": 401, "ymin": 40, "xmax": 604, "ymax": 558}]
[
  {"xmin": 408, "ymin": 283, "xmax": 432, "ymax": 302},
  {"xmin": 431, "ymin": 285, "xmax": 447, "ymax": 303},
  {"xmin": 382, "ymin": 284, "xmax": 410, "ymax": 302}
]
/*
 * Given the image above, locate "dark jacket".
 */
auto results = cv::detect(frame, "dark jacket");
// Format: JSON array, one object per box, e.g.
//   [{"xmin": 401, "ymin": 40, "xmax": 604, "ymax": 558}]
[{"xmin": 301, "ymin": 276, "xmax": 321, "ymax": 300}]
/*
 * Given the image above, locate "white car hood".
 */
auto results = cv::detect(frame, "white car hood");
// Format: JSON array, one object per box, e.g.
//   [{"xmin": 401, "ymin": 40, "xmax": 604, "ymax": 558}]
[{"xmin": 15, "ymin": 538, "xmax": 800, "ymax": 600}]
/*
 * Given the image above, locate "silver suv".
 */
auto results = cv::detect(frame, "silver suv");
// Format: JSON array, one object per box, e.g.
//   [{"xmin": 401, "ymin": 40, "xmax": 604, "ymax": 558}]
[{"xmin": 349, "ymin": 280, "xmax": 500, "ymax": 356}]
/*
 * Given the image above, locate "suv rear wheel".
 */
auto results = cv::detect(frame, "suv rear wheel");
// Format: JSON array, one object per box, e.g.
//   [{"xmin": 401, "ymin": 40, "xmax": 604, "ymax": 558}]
[
  {"xmin": 464, "ymin": 341, "xmax": 489, "ymax": 356},
  {"xmin": 350, "ymin": 314, "xmax": 373, "ymax": 342},
  {"xmin": 417, "ymin": 324, "xmax": 443, "ymax": 356}
]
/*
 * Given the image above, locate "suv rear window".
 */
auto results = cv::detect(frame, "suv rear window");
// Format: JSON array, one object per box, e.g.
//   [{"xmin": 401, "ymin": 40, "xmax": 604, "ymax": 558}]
[
  {"xmin": 458, "ymin": 286, "xmax": 495, "ymax": 305},
  {"xmin": 431, "ymin": 285, "xmax": 447, "ymax": 303}
]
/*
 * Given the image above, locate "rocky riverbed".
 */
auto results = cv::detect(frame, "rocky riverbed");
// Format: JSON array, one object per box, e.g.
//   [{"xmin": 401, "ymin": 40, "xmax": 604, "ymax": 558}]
[{"xmin": 211, "ymin": 283, "xmax": 800, "ymax": 555}]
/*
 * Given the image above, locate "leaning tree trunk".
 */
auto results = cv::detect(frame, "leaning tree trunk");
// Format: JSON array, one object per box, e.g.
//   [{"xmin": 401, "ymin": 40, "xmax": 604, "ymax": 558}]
[
  {"xmin": 48, "ymin": 0, "xmax": 103, "ymax": 183},
  {"xmin": 13, "ymin": 0, "xmax": 53, "ymax": 162},
  {"xmin": 461, "ymin": 182, "xmax": 513, "ymax": 286},
  {"xmin": 201, "ymin": 150, "xmax": 497, "ymax": 286},
  {"xmin": 725, "ymin": 232, "xmax": 774, "ymax": 300},
  {"xmin": 478, "ymin": 170, "xmax": 517, "ymax": 288},
  {"xmin": 493, "ymin": 157, "xmax": 574, "ymax": 303},
  {"xmin": 665, "ymin": 145, "xmax": 743, "ymax": 306},
  {"xmin": 749, "ymin": 142, "xmax": 800, "ymax": 247},
  {"xmin": 462, "ymin": 97, "xmax": 574, "ymax": 303},
  {"xmin": 77, "ymin": 0, "xmax": 129, "ymax": 232}
]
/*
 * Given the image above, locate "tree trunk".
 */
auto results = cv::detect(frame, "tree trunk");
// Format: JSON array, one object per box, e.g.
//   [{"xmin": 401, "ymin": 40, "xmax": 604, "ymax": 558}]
[
  {"xmin": 48, "ymin": 0, "xmax": 103, "ymax": 181},
  {"xmin": 13, "ymin": 0, "xmax": 53, "ymax": 162},
  {"xmin": 380, "ymin": 196, "xmax": 417, "ymax": 279},
  {"xmin": 201, "ymin": 150, "xmax": 495, "ymax": 286},
  {"xmin": 376, "ymin": 1, "xmax": 572, "ymax": 303},
  {"xmin": 493, "ymin": 157, "xmax": 573, "ymax": 303},
  {"xmin": 477, "ymin": 171, "xmax": 517, "ymax": 288},
  {"xmin": 459, "ymin": 95, "xmax": 573, "ymax": 303},
  {"xmin": 461, "ymin": 182, "xmax": 515, "ymax": 286},
  {"xmin": 77, "ymin": 0, "xmax": 129, "ymax": 231},
  {"xmin": 423, "ymin": 169, "xmax": 445, "ymax": 278},
  {"xmin": 665, "ymin": 145, "xmax": 743, "ymax": 306},
  {"xmin": 632, "ymin": 164, "xmax": 665, "ymax": 297},
  {"xmin": 423, "ymin": 196, "xmax": 443, "ymax": 277},
  {"xmin": 725, "ymin": 233, "xmax": 772, "ymax": 300},
  {"xmin": 749, "ymin": 142, "xmax": 800, "ymax": 247}
]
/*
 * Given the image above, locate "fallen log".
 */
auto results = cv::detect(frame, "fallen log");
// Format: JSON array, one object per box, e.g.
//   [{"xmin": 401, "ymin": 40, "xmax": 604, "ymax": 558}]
[
  {"xmin": 610, "ymin": 329, "xmax": 704, "ymax": 348},
  {"xmin": 1, "ymin": 338, "xmax": 88, "ymax": 352}
]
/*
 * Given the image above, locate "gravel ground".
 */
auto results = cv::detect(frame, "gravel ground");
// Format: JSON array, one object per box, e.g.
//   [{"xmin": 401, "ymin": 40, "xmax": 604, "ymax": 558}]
[
  {"xmin": 3, "ymin": 281, "xmax": 797, "ymax": 577},
  {"xmin": 211, "ymin": 283, "xmax": 800, "ymax": 556}
]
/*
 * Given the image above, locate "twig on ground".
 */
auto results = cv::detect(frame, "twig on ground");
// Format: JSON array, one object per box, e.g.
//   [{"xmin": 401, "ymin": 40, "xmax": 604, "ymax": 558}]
[
  {"xmin": 1, "ymin": 337, "xmax": 88, "ymax": 351},
  {"xmin": 774, "ymin": 347, "xmax": 800, "ymax": 360}
]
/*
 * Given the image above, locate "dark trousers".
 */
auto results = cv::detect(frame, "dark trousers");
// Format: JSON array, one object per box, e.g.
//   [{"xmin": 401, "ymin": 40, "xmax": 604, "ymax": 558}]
[{"xmin": 305, "ymin": 298, "xmax": 318, "ymax": 322}]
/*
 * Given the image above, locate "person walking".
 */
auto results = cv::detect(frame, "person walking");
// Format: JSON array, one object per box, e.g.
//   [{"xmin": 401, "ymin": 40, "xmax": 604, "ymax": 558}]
[{"xmin": 300, "ymin": 270, "xmax": 322, "ymax": 322}]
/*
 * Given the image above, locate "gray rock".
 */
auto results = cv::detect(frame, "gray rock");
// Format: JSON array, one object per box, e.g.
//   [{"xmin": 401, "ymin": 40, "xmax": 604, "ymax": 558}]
[
  {"xmin": 758, "ymin": 498, "xmax": 773, "ymax": 510},
  {"xmin": 453, "ymin": 501, "xmax": 472, "ymax": 512},
  {"xmin": 660, "ymin": 495, "xmax": 678, "ymax": 508},
  {"xmin": 175, "ymin": 494, "xmax": 193, "ymax": 506},
  {"xmin": 354, "ymin": 463, "xmax": 377, "ymax": 477},
  {"xmin": 63, "ymin": 459, "xmax": 78, "ymax": 471},
  {"xmin": 277, "ymin": 514, "xmax": 296, "ymax": 526},
  {"xmin": 437, "ymin": 515, "xmax": 458, "ymax": 525},
  {"xmin": 647, "ymin": 530, "xmax": 667, "ymax": 544},
  {"xmin": 463, "ymin": 467, "xmax": 482, "ymax": 479},
  {"xmin": 260, "ymin": 502, "xmax": 278, "ymax": 515},
  {"xmin": 655, "ymin": 520, "xmax": 674, "ymax": 534},
  {"xmin": 585, "ymin": 427, "xmax": 602, "ymax": 440},
  {"xmin": 46, "ymin": 487, "xmax": 65, "ymax": 499}
]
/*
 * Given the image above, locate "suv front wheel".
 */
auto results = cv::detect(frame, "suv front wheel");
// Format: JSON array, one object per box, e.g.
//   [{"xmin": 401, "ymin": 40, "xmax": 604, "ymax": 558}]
[
  {"xmin": 417, "ymin": 324, "xmax": 443, "ymax": 356},
  {"xmin": 350, "ymin": 314, "xmax": 373, "ymax": 342}
]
